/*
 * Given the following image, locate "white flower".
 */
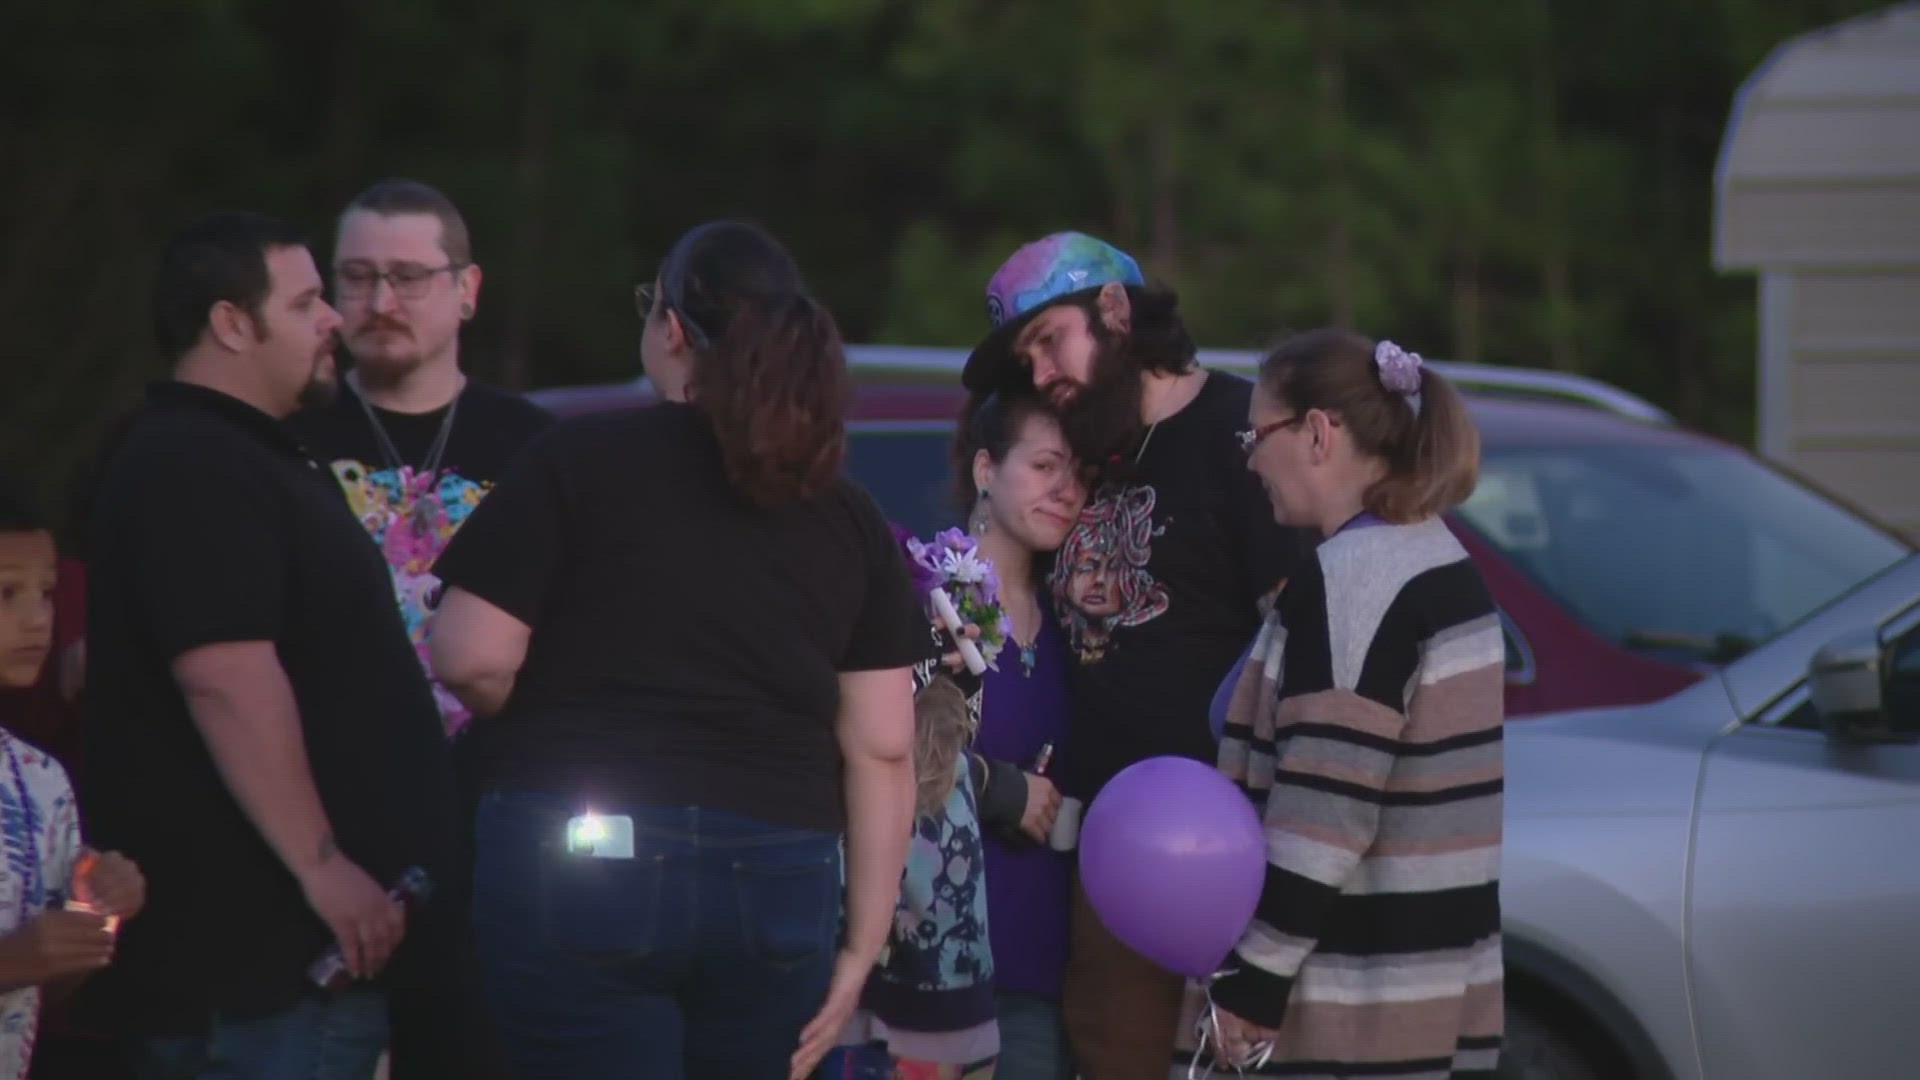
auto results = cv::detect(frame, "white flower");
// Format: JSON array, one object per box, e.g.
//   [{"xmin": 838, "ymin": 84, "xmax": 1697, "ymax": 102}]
[{"xmin": 940, "ymin": 549, "xmax": 991, "ymax": 585}]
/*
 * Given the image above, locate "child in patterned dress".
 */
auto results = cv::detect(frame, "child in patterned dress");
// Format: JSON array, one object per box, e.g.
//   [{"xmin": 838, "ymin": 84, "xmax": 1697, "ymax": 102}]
[{"xmin": 0, "ymin": 486, "xmax": 145, "ymax": 1078}]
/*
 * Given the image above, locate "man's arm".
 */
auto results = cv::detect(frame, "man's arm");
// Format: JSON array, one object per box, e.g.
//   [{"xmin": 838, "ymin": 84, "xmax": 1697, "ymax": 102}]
[
  {"xmin": 172, "ymin": 641, "xmax": 404, "ymax": 978},
  {"xmin": 428, "ymin": 588, "xmax": 530, "ymax": 718}
]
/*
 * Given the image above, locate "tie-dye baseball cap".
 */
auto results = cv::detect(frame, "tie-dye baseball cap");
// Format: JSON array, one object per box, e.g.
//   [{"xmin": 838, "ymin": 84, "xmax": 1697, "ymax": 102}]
[{"xmin": 963, "ymin": 232, "xmax": 1145, "ymax": 392}]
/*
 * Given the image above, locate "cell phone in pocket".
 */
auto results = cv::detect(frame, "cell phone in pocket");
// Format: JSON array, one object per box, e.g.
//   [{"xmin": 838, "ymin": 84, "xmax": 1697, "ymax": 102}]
[{"xmin": 564, "ymin": 812, "xmax": 635, "ymax": 859}]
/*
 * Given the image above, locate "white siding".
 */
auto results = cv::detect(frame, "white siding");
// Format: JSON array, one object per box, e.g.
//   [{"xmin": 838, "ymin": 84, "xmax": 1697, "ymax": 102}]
[{"xmin": 1715, "ymin": 3, "xmax": 1920, "ymax": 540}]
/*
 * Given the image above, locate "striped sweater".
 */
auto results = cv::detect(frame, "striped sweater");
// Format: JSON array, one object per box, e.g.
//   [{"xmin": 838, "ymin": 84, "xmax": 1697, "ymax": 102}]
[{"xmin": 1175, "ymin": 516, "xmax": 1504, "ymax": 1079}]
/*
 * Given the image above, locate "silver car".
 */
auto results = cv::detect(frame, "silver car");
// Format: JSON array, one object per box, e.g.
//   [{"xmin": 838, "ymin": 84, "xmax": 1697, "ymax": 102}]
[{"xmin": 1502, "ymin": 550, "xmax": 1920, "ymax": 1080}]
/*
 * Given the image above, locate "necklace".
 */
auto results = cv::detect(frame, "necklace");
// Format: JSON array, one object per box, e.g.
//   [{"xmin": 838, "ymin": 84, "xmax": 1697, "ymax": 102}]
[
  {"xmin": 1134, "ymin": 419, "xmax": 1161, "ymax": 464},
  {"xmin": 352, "ymin": 378, "xmax": 461, "ymax": 476},
  {"xmin": 5, "ymin": 738, "xmax": 43, "ymax": 911},
  {"xmin": 1005, "ymin": 596, "xmax": 1042, "ymax": 678},
  {"xmin": 349, "ymin": 373, "xmax": 463, "ymax": 535}
]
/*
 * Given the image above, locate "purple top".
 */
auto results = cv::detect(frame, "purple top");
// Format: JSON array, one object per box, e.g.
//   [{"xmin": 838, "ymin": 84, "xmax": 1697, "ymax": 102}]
[
  {"xmin": 1210, "ymin": 639, "xmax": 1254, "ymax": 742},
  {"xmin": 975, "ymin": 612, "xmax": 1073, "ymax": 998}
]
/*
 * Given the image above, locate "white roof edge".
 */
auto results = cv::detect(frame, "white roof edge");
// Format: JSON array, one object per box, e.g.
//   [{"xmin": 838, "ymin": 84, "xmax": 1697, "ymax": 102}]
[{"xmin": 1714, "ymin": 2, "xmax": 1920, "ymax": 269}]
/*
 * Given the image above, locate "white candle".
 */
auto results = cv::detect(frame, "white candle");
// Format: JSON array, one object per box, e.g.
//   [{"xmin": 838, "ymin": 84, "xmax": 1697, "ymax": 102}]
[{"xmin": 928, "ymin": 587, "xmax": 988, "ymax": 675}]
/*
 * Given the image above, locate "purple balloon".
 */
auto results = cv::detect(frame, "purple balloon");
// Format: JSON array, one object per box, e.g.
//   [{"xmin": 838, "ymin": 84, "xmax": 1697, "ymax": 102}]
[{"xmin": 1078, "ymin": 756, "xmax": 1267, "ymax": 977}]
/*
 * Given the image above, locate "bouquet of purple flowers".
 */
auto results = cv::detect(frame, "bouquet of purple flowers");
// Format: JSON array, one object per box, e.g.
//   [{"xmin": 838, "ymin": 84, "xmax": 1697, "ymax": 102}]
[{"xmin": 893, "ymin": 525, "xmax": 1010, "ymax": 674}]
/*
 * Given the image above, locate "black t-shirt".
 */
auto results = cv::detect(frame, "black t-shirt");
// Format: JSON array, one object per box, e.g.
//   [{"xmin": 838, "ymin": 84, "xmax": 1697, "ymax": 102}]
[
  {"xmin": 1048, "ymin": 372, "xmax": 1317, "ymax": 800},
  {"xmin": 431, "ymin": 402, "xmax": 927, "ymax": 831},
  {"xmin": 285, "ymin": 378, "xmax": 553, "ymax": 496},
  {"xmin": 80, "ymin": 382, "xmax": 457, "ymax": 1032},
  {"xmin": 285, "ymin": 379, "xmax": 553, "ymax": 738}
]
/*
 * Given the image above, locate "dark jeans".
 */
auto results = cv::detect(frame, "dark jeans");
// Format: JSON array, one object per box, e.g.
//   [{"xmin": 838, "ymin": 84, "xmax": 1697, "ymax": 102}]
[
  {"xmin": 133, "ymin": 990, "xmax": 387, "ymax": 1080},
  {"xmin": 473, "ymin": 789, "xmax": 844, "ymax": 1080}
]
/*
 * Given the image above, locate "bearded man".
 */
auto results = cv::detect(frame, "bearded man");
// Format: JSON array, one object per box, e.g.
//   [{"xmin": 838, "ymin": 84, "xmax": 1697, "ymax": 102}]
[{"xmin": 963, "ymin": 233, "xmax": 1317, "ymax": 1080}]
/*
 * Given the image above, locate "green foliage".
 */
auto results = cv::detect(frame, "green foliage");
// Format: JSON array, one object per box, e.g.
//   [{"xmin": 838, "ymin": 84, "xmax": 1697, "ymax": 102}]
[{"xmin": 0, "ymin": 0, "xmax": 1889, "ymax": 528}]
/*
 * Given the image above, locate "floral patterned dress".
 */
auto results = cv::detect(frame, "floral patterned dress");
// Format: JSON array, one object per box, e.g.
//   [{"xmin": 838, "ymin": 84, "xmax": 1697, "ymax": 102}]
[
  {"xmin": 833, "ymin": 638, "xmax": 999, "ymax": 1078},
  {"xmin": 0, "ymin": 731, "xmax": 82, "ymax": 1079}
]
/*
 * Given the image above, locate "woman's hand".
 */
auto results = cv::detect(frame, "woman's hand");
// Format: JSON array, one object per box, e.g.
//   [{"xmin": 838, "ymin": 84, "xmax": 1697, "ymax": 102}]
[
  {"xmin": 792, "ymin": 948, "xmax": 875, "ymax": 1080},
  {"xmin": 1211, "ymin": 1006, "xmax": 1279, "ymax": 1069},
  {"xmin": 1019, "ymin": 772, "xmax": 1062, "ymax": 844},
  {"xmin": 939, "ymin": 622, "xmax": 982, "ymax": 674}
]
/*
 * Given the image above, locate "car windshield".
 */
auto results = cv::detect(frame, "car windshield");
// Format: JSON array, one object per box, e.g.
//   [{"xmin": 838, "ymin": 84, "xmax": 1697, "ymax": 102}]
[{"xmin": 1456, "ymin": 440, "xmax": 1912, "ymax": 665}]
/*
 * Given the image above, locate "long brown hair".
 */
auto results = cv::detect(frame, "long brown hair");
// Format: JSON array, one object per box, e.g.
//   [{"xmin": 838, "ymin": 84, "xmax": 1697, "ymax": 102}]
[
  {"xmin": 1259, "ymin": 328, "xmax": 1480, "ymax": 522},
  {"xmin": 659, "ymin": 221, "xmax": 849, "ymax": 507}
]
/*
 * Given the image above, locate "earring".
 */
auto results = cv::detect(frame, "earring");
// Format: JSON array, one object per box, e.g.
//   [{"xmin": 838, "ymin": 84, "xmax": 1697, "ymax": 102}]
[
  {"xmin": 969, "ymin": 491, "xmax": 991, "ymax": 536},
  {"xmin": 460, "ymin": 302, "xmax": 474, "ymax": 320}
]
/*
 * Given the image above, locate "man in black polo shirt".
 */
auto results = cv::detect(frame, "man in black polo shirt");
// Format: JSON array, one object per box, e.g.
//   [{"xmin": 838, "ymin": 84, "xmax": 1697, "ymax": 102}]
[{"xmin": 82, "ymin": 212, "xmax": 456, "ymax": 1079}]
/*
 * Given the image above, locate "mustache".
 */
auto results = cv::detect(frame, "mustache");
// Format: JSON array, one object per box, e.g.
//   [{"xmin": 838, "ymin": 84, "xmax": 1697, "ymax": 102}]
[{"xmin": 356, "ymin": 316, "xmax": 409, "ymax": 335}]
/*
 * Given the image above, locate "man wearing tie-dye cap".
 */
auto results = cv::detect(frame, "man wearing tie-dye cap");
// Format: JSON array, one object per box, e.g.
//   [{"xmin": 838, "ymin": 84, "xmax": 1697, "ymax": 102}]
[{"xmin": 964, "ymin": 233, "xmax": 1317, "ymax": 1079}]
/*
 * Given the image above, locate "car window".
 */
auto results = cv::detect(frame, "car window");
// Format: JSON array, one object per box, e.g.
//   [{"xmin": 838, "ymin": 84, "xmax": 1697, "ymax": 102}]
[
  {"xmin": 1457, "ymin": 442, "xmax": 1910, "ymax": 666},
  {"xmin": 844, "ymin": 424, "xmax": 959, "ymax": 539}
]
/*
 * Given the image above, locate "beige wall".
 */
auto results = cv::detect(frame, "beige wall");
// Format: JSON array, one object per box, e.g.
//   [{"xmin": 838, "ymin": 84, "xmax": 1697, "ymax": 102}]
[{"xmin": 1774, "ymin": 267, "xmax": 1920, "ymax": 539}]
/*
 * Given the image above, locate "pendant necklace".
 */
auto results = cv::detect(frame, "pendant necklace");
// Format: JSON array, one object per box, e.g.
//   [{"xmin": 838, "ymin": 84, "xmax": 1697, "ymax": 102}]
[
  {"xmin": 351, "ymin": 373, "xmax": 462, "ymax": 536},
  {"xmin": 1008, "ymin": 598, "xmax": 1040, "ymax": 678}
]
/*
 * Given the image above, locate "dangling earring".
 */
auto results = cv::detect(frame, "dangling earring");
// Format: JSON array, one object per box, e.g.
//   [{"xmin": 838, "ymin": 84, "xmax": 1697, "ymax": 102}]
[{"xmin": 970, "ymin": 490, "xmax": 992, "ymax": 536}]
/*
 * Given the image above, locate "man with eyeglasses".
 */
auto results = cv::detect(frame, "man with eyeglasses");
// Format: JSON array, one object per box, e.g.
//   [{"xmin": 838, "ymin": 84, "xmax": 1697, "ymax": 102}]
[{"xmin": 287, "ymin": 178, "xmax": 546, "ymax": 1080}]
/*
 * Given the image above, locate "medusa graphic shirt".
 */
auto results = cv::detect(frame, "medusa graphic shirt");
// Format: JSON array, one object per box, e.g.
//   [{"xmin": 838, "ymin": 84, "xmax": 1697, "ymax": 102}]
[
  {"xmin": 1048, "ymin": 372, "xmax": 1316, "ymax": 800},
  {"xmin": 287, "ymin": 379, "xmax": 552, "ymax": 737}
]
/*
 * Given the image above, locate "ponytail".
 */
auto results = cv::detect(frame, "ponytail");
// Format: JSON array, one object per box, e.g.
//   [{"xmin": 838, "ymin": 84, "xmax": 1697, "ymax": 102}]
[
  {"xmin": 691, "ymin": 292, "xmax": 850, "ymax": 508},
  {"xmin": 1259, "ymin": 328, "xmax": 1481, "ymax": 523},
  {"xmin": 1370, "ymin": 367, "xmax": 1479, "ymax": 522}
]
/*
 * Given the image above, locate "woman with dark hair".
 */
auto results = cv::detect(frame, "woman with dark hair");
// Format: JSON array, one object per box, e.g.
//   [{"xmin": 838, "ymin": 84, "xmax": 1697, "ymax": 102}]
[
  {"xmin": 951, "ymin": 392, "xmax": 1089, "ymax": 1080},
  {"xmin": 835, "ymin": 389, "xmax": 1087, "ymax": 1079},
  {"xmin": 427, "ymin": 221, "xmax": 924, "ymax": 1080}
]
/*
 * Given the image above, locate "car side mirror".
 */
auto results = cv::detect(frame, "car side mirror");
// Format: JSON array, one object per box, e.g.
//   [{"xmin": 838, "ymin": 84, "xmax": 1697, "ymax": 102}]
[{"xmin": 1811, "ymin": 627, "xmax": 1918, "ymax": 746}]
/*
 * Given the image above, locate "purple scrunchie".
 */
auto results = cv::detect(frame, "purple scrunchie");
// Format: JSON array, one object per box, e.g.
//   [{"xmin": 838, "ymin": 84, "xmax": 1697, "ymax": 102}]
[{"xmin": 1374, "ymin": 340, "xmax": 1425, "ymax": 415}]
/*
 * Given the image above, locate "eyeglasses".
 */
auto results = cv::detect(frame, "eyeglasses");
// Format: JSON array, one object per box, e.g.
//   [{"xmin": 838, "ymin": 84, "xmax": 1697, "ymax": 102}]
[
  {"xmin": 334, "ymin": 262, "xmax": 466, "ymax": 300},
  {"xmin": 633, "ymin": 279, "xmax": 712, "ymax": 348},
  {"xmin": 1236, "ymin": 415, "xmax": 1303, "ymax": 457}
]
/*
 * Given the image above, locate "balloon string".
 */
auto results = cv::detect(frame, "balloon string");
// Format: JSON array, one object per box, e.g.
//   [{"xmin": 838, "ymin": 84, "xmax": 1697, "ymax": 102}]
[{"xmin": 1187, "ymin": 968, "xmax": 1275, "ymax": 1079}]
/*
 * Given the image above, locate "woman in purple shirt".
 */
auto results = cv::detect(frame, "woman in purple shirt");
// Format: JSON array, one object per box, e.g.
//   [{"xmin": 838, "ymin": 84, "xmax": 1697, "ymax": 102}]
[{"xmin": 955, "ymin": 390, "xmax": 1088, "ymax": 1079}]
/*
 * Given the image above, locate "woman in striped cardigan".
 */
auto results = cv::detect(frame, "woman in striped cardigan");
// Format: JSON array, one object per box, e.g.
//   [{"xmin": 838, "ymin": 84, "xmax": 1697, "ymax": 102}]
[{"xmin": 1185, "ymin": 329, "xmax": 1503, "ymax": 1079}]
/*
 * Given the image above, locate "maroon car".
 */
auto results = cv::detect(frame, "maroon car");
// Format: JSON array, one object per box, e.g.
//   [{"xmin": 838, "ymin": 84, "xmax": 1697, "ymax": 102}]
[{"xmin": 530, "ymin": 346, "xmax": 1911, "ymax": 718}]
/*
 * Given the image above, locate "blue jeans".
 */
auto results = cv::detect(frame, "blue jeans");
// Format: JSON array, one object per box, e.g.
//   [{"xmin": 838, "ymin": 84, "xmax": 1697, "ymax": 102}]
[
  {"xmin": 995, "ymin": 992, "xmax": 1073, "ymax": 1080},
  {"xmin": 473, "ymin": 789, "xmax": 844, "ymax": 1080},
  {"xmin": 134, "ymin": 989, "xmax": 388, "ymax": 1080}
]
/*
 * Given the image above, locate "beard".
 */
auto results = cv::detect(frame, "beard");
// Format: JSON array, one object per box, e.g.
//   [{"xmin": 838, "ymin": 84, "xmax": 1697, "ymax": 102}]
[
  {"xmin": 1056, "ymin": 328, "xmax": 1145, "ymax": 474},
  {"xmin": 297, "ymin": 355, "xmax": 339, "ymax": 410}
]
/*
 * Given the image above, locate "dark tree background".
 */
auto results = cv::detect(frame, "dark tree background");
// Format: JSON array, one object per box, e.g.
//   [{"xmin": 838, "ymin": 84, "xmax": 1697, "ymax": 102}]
[{"xmin": 0, "ymin": 0, "xmax": 1887, "ymax": 523}]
